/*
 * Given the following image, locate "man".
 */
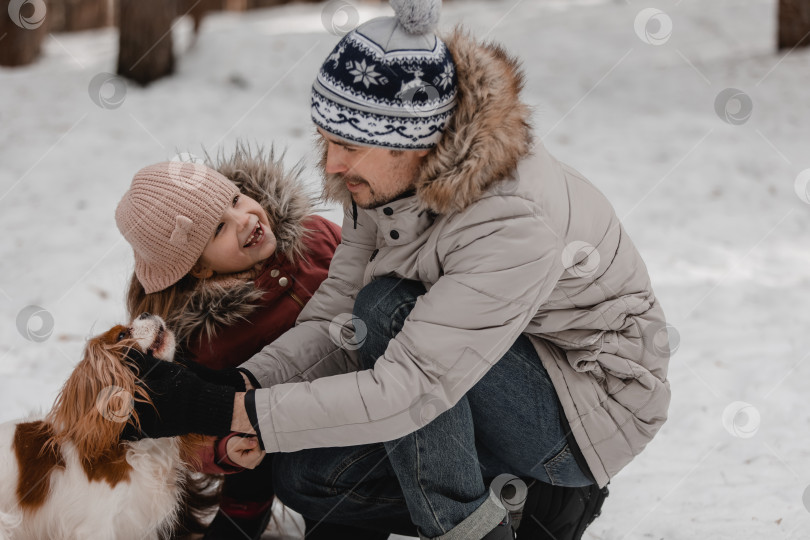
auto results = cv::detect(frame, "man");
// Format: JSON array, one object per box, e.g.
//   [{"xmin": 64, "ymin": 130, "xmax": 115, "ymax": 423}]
[{"xmin": 129, "ymin": 2, "xmax": 671, "ymax": 539}]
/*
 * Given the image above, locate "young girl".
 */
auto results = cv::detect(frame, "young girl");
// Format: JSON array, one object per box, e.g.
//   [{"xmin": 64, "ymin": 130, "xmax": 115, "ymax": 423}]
[{"xmin": 115, "ymin": 145, "xmax": 340, "ymax": 539}]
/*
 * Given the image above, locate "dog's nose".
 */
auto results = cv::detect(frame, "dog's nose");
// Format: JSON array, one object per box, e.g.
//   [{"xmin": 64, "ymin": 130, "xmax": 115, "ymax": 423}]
[{"xmin": 138, "ymin": 312, "xmax": 152, "ymax": 320}]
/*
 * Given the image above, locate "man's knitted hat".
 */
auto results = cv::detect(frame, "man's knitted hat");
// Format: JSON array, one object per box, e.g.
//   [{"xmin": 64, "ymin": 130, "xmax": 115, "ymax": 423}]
[
  {"xmin": 311, "ymin": 0, "xmax": 456, "ymax": 149},
  {"xmin": 115, "ymin": 161, "xmax": 240, "ymax": 294}
]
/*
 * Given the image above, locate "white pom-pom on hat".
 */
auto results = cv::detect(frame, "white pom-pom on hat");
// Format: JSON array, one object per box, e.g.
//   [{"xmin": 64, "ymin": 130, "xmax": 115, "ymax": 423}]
[{"xmin": 390, "ymin": 0, "xmax": 441, "ymax": 34}]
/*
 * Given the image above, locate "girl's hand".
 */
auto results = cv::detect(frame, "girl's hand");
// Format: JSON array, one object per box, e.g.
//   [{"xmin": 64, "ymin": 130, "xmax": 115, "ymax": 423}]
[
  {"xmin": 226, "ymin": 435, "xmax": 265, "ymax": 469},
  {"xmin": 121, "ymin": 349, "xmax": 237, "ymax": 440}
]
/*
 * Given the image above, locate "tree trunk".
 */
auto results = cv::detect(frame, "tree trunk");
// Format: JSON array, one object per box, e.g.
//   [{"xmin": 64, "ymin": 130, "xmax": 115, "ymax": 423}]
[
  {"xmin": 177, "ymin": 0, "xmax": 222, "ymax": 36},
  {"xmin": 0, "ymin": 0, "xmax": 47, "ymax": 66},
  {"xmin": 117, "ymin": 0, "xmax": 175, "ymax": 86},
  {"xmin": 47, "ymin": 0, "xmax": 110, "ymax": 33},
  {"xmin": 248, "ymin": 0, "xmax": 285, "ymax": 8},
  {"xmin": 778, "ymin": 0, "xmax": 810, "ymax": 50},
  {"xmin": 223, "ymin": 0, "xmax": 247, "ymax": 11}
]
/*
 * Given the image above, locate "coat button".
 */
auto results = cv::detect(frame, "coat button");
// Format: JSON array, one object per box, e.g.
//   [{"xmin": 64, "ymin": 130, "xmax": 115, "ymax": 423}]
[
  {"xmin": 383, "ymin": 207, "xmax": 393, "ymax": 216},
  {"xmin": 279, "ymin": 277, "xmax": 289, "ymax": 287},
  {"xmin": 390, "ymin": 230, "xmax": 399, "ymax": 240},
  {"xmin": 270, "ymin": 269, "xmax": 280, "ymax": 278}
]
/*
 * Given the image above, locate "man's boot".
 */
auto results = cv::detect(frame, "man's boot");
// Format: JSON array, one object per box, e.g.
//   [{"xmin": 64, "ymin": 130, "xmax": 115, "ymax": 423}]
[
  {"xmin": 481, "ymin": 511, "xmax": 517, "ymax": 540},
  {"xmin": 515, "ymin": 481, "xmax": 608, "ymax": 540}
]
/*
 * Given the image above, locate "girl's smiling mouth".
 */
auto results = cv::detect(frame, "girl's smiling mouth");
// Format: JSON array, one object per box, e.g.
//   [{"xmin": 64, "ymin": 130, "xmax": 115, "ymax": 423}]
[{"xmin": 243, "ymin": 222, "xmax": 264, "ymax": 248}]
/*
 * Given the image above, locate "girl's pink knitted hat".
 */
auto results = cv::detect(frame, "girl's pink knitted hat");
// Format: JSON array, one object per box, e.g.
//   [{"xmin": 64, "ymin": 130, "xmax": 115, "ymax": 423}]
[{"xmin": 116, "ymin": 161, "xmax": 239, "ymax": 294}]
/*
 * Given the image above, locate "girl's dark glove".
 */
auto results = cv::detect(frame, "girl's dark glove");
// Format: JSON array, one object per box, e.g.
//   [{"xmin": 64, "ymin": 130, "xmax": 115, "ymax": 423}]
[
  {"xmin": 121, "ymin": 349, "xmax": 236, "ymax": 440},
  {"xmin": 178, "ymin": 359, "xmax": 248, "ymax": 391}
]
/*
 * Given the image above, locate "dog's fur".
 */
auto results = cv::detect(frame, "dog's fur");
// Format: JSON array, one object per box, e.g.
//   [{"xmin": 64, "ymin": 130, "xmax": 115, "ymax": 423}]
[{"xmin": 0, "ymin": 315, "xmax": 206, "ymax": 540}]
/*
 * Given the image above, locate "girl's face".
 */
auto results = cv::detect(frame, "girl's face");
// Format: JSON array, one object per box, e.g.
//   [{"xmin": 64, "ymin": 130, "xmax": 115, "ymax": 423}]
[{"xmin": 194, "ymin": 193, "xmax": 277, "ymax": 276}]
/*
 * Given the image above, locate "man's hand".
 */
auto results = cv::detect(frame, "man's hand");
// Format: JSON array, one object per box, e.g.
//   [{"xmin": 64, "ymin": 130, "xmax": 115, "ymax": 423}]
[
  {"xmin": 231, "ymin": 392, "xmax": 256, "ymax": 435},
  {"xmin": 226, "ymin": 435, "xmax": 265, "ymax": 469}
]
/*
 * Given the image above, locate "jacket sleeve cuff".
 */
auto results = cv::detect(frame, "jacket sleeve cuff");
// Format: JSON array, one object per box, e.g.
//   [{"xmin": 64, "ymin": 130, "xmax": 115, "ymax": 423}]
[
  {"xmin": 250, "ymin": 388, "xmax": 281, "ymax": 453},
  {"xmin": 238, "ymin": 367, "xmax": 261, "ymax": 389},
  {"xmin": 244, "ymin": 390, "xmax": 264, "ymax": 451}
]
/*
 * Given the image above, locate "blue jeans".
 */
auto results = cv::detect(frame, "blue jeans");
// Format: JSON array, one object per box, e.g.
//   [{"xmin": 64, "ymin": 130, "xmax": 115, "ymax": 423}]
[{"xmin": 273, "ymin": 278, "xmax": 592, "ymax": 539}]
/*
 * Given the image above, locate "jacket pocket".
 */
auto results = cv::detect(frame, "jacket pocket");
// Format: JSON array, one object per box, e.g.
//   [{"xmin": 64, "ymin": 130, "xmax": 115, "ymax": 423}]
[{"xmin": 543, "ymin": 444, "xmax": 590, "ymax": 486}]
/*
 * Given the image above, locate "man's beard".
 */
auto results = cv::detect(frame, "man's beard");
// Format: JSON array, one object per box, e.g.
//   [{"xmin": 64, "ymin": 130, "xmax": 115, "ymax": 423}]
[{"xmin": 338, "ymin": 174, "xmax": 413, "ymax": 209}]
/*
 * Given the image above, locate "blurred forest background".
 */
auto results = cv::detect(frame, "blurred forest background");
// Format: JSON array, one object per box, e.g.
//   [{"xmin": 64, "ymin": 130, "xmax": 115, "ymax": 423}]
[
  {"xmin": 2, "ymin": 0, "xmax": 809, "ymax": 78},
  {"xmin": 3, "ymin": 0, "xmax": 358, "ymax": 82}
]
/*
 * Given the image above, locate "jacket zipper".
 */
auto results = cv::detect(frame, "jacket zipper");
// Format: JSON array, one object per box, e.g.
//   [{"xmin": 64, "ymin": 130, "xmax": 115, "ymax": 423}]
[
  {"xmin": 366, "ymin": 248, "xmax": 382, "ymax": 282},
  {"xmin": 287, "ymin": 290, "xmax": 305, "ymax": 309}
]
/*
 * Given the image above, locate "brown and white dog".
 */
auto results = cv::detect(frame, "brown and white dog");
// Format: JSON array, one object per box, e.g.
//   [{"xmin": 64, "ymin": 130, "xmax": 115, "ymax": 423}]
[{"xmin": 0, "ymin": 314, "xmax": 206, "ymax": 540}]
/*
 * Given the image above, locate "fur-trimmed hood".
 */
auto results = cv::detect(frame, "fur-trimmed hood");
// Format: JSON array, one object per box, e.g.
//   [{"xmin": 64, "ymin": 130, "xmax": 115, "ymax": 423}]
[
  {"xmin": 321, "ymin": 28, "xmax": 533, "ymax": 214},
  {"xmin": 168, "ymin": 144, "xmax": 317, "ymax": 346}
]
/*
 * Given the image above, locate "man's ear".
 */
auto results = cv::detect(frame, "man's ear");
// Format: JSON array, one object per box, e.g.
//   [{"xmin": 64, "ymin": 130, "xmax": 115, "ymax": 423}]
[
  {"xmin": 415, "ymin": 149, "xmax": 430, "ymax": 158},
  {"xmin": 190, "ymin": 262, "xmax": 214, "ymax": 279}
]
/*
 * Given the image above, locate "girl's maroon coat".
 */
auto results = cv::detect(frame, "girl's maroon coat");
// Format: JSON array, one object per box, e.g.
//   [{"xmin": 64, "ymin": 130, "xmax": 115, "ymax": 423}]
[{"xmin": 188, "ymin": 215, "xmax": 341, "ymax": 370}]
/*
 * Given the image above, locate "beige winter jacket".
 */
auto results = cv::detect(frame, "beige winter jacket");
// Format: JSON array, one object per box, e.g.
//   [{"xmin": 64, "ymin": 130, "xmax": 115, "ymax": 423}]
[{"xmin": 242, "ymin": 30, "xmax": 670, "ymax": 488}]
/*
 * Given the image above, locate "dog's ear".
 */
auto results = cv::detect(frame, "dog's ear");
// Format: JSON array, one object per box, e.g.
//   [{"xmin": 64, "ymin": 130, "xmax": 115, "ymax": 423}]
[{"xmin": 49, "ymin": 335, "xmax": 145, "ymax": 462}]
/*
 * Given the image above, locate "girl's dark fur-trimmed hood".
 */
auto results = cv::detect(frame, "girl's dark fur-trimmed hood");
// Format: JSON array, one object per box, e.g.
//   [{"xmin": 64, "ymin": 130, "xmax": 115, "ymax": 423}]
[
  {"xmin": 321, "ymin": 28, "xmax": 534, "ymax": 214},
  {"xmin": 168, "ymin": 144, "xmax": 316, "ymax": 347}
]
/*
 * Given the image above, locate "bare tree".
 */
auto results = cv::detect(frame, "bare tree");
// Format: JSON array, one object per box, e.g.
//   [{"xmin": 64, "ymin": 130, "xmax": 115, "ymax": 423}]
[
  {"xmin": 0, "ymin": 0, "xmax": 47, "ymax": 66},
  {"xmin": 248, "ymin": 0, "xmax": 285, "ymax": 8},
  {"xmin": 117, "ymin": 0, "xmax": 175, "ymax": 86},
  {"xmin": 177, "ymin": 0, "xmax": 223, "ymax": 37},
  {"xmin": 47, "ymin": 0, "xmax": 110, "ymax": 33},
  {"xmin": 778, "ymin": 0, "xmax": 810, "ymax": 50}
]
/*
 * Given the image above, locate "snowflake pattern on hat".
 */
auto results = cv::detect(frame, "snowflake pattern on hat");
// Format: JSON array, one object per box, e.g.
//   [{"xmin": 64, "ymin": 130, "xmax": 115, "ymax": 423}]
[
  {"xmin": 311, "ymin": 15, "xmax": 457, "ymax": 149},
  {"xmin": 348, "ymin": 59, "xmax": 387, "ymax": 88}
]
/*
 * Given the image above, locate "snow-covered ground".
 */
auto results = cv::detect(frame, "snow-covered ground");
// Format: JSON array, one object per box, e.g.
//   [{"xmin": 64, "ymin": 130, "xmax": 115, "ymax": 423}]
[{"xmin": 2, "ymin": 0, "xmax": 810, "ymax": 538}]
